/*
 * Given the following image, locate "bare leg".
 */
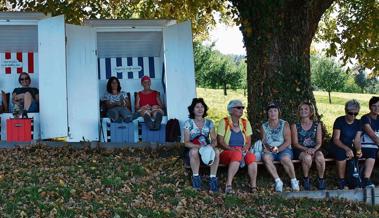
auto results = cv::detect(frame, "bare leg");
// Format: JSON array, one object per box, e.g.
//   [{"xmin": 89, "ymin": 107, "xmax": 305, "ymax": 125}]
[
  {"xmin": 315, "ymin": 151, "xmax": 325, "ymax": 178},
  {"xmin": 247, "ymin": 162, "xmax": 258, "ymax": 187},
  {"xmin": 189, "ymin": 148, "xmax": 200, "ymax": 175},
  {"xmin": 299, "ymin": 152, "xmax": 312, "ymax": 178},
  {"xmin": 336, "ymin": 160, "xmax": 346, "ymax": 179},
  {"xmin": 23, "ymin": 92, "xmax": 32, "ymax": 110},
  {"xmin": 210, "ymin": 149, "xmax": 220, "ymax": 176},
  {"xmin": 263, "ymin": 153, "xmax": 279, "ymax": 179},
  {"xmin": 280, "ymin": 156, "xmax": 296, "ymax": 179},
  {"xmin": 226, "ymin": 161, "xmax": 240, "ymax": 186},
  {"xmin": 363, "ymin": 158, "xmax": 376, "ymax": 178}
]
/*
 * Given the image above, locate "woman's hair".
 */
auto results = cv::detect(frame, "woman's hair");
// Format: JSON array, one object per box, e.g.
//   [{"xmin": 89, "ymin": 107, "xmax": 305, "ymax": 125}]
[
  {"xmin": 18, "ymin": 72, "xmax": 31, "ymax": 84},
  {"xmin": 345, "ymin": 99, "xmax": 360, "ymax": 112},
  {"xmin": 188, "ymin": 98, "xmax": 208, "ymax": 119},
  {"xmin": 369, "ymin": 96, "xmax": 379, "ymax": 108},
  {"xmin": 265, "ymin": 101, "xmax": 281, "ymax": 118},
  {"xmin": 227, "ymin": 99, "xmax": 244, "ymax": 115},
  {"xmin": 106, "ymin": 76, "xmax": 121, "ymax": 94},
  {"xmin": 298, "ymin": 101, "xmax": 316, "ymax": 121}
]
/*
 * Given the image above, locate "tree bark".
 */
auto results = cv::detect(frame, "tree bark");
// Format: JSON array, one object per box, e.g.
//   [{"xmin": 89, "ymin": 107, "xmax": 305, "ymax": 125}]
[
  {"xmin": 328, "ymin": 91, "xmax": 332, "ymax": 104},
  {"xmin": 231, "ymin": 0, "xmax": 334, "ymax": 138},
  {"xmin": 223, "ymin": 83, "xmax": 227, "ymax": 96}
]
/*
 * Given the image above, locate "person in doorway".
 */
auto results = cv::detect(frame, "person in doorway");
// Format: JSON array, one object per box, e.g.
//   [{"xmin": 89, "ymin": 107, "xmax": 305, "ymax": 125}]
[
  {"xmin": 291, "ymin": 101, "xmax": 326, "ymax": 190},
  {"xmin": 12, "ymin": 72, "xmax": 39, "ymax": 116},
  {"xmin": 135, "ymin": 76, "xmax": 164, "ymax": 130},
  {"xmin": 261, "ymin": 102, "xmax": 300, "ymax": 192},
  {"xmin": 217, "ymin": 99, "xmax": 257, "ymax": 194},
  {"xmin": 102, "ymin": 76, "xmax": 132, "ymax": 123},
  {"xmin": 359, "ymin": 96, "xmax": 379, "ymax": 188},
  {"xmin": 184, "ymin": 98, "xmax": 219, "ymax": 192},
  {"xmin": 329, "ymin": 99, "xmax": 362, "ymax": 189}
]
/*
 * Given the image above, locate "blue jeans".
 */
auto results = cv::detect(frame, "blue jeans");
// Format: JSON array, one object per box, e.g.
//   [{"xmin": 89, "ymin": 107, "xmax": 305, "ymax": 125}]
[{"xmin": 264, "ymin": 147, "xmax": 293, "ymax": 161}]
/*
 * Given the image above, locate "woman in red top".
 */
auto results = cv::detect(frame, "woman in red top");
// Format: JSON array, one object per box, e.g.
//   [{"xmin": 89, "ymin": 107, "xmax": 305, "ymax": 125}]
[{"xmin": 135, "ymin": 76, "xmax": 164, "ymax": 130}]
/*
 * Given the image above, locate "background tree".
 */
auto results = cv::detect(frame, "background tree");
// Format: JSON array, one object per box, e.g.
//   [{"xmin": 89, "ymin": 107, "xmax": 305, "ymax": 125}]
[
  {"xmin": 354, "ymin": 68, "xmax": 368, "ymax": 93},
  {"xmin": 311, "ymin": 56, "xmax": 347, "ymax": 104}
]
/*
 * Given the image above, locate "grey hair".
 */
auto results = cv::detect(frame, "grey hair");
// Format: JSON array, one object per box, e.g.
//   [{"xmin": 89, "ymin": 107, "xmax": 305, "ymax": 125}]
[
  {"xmin": 227, "ymin": 99, "xmax": 244, "ymax": 114},
  {"xmin": 345, "ymin": 99, "xmax": 360, "ymax": 111}
]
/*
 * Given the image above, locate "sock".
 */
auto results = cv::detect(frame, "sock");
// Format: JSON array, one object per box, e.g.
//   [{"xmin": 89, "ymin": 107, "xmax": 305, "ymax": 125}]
[
  {"xmin": 291, "ymin": 178, "xmax": 297, "ymax": 183},
  {"xmin": 275, "ymin": 178, "xmax": 281, "ymax": 183},
  {"xmin": 210, "ymin": 175, "xmax": 216, "ymax": 178},
  {"xmin": 193, "ymin": 174, "xmax": 199, "ymax": 177}
]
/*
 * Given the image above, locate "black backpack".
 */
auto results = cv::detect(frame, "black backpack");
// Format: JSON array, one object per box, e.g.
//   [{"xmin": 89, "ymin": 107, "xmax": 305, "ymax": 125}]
[
  {"xmin": 346, "ymin": 158, "xmax": 362, "ymax": 189},
  {"xmin": 166, "ymin": 119, "xmax": 181, "ymax": 142}
]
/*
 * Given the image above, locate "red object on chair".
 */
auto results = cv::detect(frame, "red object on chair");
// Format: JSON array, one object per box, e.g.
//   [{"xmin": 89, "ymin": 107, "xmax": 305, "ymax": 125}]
[{"xmin": 6, "ymin": 118, "xmax": 32, "ymax": 142}]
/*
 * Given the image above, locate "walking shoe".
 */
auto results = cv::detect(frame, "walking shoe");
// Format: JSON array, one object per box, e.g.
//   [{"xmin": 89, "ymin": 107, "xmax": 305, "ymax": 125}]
[
  {"xmin": 291, "ymin": 179, "xmax": 300, "ymax": 191},
  {"xmin": 318, "ymin": 178, "xmax": 326, "ymax": 190},
  {"xmin": 303, "ymin": 177, "xmax": 311, "ymax": 191},
  {"xmin": 275, "ymin": 179, "xmax": 283, "ymax": 192},
  {"xmin": 209, "ymin": 177, "xmax": 219, "ymax": 193},
  {"xmin": 338, "ymin": 178, "xmax": 346, "ymax": 190},
  {"xmin": 363, "ymin": 178, "xmax": 375, "ymax": 188},
  {"xmin": 192, "ymin": 175, "xmax": 202, "ymax": 190}
]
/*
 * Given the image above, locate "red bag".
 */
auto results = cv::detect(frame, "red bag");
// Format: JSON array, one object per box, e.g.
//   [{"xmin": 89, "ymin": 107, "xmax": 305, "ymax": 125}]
[{"xmin": 6, "ymin": 118, "xmax": 32, "ymax": 142}]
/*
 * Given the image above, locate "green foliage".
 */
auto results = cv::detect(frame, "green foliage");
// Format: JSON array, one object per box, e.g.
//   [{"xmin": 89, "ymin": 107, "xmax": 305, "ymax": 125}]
[
  {"xmin": 311, "ymin": 56, "xmax": 347, "ymax": 103},
  {"xmin": 194, "ymin": 43, "xmax": 246, "ymax": 95},
  {"xmin": 316, "ymin": 0, "xmax": 379, "ymax": 75}
]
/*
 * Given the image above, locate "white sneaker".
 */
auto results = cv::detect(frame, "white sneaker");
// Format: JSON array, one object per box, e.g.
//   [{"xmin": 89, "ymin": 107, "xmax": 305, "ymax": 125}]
[
  {"xmin": 275, "ymin": 180, "xmax": 283, "ymax": 192},
  {"xmin": 291, "ymin": 179, "xmax": 300, "ymax": 191}
]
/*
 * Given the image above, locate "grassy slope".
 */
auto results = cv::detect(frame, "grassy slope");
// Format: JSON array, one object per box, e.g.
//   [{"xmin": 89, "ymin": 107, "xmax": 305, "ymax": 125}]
[{"xmin": 197, "ymin": 88, "xmax": 373, "ymax": 133}]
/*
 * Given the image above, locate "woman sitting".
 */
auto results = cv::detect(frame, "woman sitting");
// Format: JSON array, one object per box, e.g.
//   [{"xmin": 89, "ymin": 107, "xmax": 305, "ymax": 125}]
[
  {"xmin": 12, "ymin": 72, "xmax": 39, "ymax": 116},
  {"xmin": 359, "ymin": 96, "xmax": 379, "ymax": 188},
  {"xmin": 217, "ymin": 99, "xmax": 257, "ymax": 194},
  {"xmin": 135, "ymin": 76, "xmax": 164, "ymax": 130},
  {"xmin": 184, "ymin": 98, "xmax": 219, "ymax": 192},
  {"xmin": 102, "ymin": 76, "xmax": 132, "ymax": 123},
  {"xmin": 261, "ymin": 102, "xmax": 299, "ymax": 192},
  {"xmin": 329, "ymin": 99, "xmax": 362, "ymax": 189},
  {"xmin": 291, "ymin": 101, "xmax": 325, "ymax": 190}
]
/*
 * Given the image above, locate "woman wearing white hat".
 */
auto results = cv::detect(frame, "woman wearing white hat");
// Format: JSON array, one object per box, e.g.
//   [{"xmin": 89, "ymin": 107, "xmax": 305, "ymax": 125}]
[{"xmin": 183, "ymin": 98, "xmax": 220, "ymax": 192}]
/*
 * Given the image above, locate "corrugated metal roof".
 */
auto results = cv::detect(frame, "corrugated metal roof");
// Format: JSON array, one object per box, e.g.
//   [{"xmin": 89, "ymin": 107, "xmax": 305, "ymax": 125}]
[
  {"xmin": 0, "ymin": 12, "xmax": 46, "ymax": 20},
  {"xmin": 83, "ymin": 19, "xmax": 176, "ymax": 28}
]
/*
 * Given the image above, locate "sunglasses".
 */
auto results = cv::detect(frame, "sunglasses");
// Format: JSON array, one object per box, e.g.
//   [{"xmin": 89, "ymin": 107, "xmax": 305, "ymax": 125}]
[
  {"xmin": 20, "ymin": 77, "xmax": 30, "ymax": 81},
  {"xmin": 233, "ymin": 106, "xmax": 245, "ymax": 110},
  {"xmin": 347, "ymin": 112, "xmax": 359, "ymax": 116}
]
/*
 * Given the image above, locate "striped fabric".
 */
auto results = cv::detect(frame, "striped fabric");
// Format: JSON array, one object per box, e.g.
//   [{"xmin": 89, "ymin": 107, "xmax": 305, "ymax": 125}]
[
  {"xmin": 0, "ymin": 52, "xmax": 36, "ymax": 74},
  {"xmin": 98, "ymin": 57, "xmax": 160, "ymax": 80}
]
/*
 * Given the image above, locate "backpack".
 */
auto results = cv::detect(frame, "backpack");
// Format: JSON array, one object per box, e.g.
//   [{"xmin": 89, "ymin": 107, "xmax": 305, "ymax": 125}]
[
  {"xmin": 166, "ymin": 119, "xmax": 181, "ymax": 142},
  {"xmin": 346, "ymin": 158, "xmax": 362, "ymax": 189}
]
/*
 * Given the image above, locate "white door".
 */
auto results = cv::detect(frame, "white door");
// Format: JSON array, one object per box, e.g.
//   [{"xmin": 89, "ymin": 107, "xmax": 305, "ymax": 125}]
[
  {"xmin": 163, "ymin": 21, "xmax": 196, "ymax": 122},
  {"xmin": 38, "ymin": 15, "xmax": 68, "ymax": 139},
  {"xmin": 66, "ymin": 24, "xmax": 99, "ymax": 142}
]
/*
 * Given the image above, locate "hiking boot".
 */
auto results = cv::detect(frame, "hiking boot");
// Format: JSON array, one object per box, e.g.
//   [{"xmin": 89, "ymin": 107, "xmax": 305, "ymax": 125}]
[
  {"xmin": 209, "ymin": 177, "xmax": 219, "ymax": 193},
  {"xmin": 291, "ymin": 179, "xmax": 300, "ymax": 191},
  {"xmin": 363, "ymin": 178, "xmax": 375, "ymax": 188},
  {"xmin": 338, "ymin": 178, "xmax": 346, "ymax": 190},
  {"xmin": 318, "ymin": 178, "xmax": 326, "ymax": 190},
  {"xmin": 192, "ymin": 175, "xmax": 202, "ymax": 190},
  {"xmin": 275, "ymin": 179, "xmax": 283, "ymax": 192},
  {"xmin": 303, "ymin": 177, "xmax": 311, "ymax": 191}
]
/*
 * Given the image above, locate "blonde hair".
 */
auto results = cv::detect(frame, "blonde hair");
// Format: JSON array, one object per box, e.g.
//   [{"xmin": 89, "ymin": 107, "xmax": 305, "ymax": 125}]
[{"xmin": 298, "ymin": 101, "xmax": 316, "ymax": 121}]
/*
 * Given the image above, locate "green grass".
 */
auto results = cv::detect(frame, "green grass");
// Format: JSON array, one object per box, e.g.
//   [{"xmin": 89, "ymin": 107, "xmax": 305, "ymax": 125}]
[{"xmin": 197, "ymin": 88, "xmax": 374, "ymax": 133}]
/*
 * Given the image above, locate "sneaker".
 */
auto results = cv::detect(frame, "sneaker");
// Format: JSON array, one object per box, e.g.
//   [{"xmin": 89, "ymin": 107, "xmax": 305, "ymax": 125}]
[
  {"xmin": 275, "ymin": 179, "xmax": 283, "ymax": 192},
  {"xmin": 363, "ymin": 178, "xmax": 375, "ymax": 188},
  {"xmin": 192, "ymin": 175, "xmax": 202, "ymax": 190},
  {"xmin": 338, "ymin": 178, "xmax": 346, "ymax": 190},
  {"xmin": 303, "ymin": 177, "xmax": 311, "ymax": 191},
  {"xmin": 209, "ymin": 177, "xmax": 219, "ymax": 193},
  {"xmin": 318, "ymin": 178, "xmax": 326, "ymax": 190},
  {"xmin": 291, "ymin": 179, "xmax": 300, "ymax": 191}
]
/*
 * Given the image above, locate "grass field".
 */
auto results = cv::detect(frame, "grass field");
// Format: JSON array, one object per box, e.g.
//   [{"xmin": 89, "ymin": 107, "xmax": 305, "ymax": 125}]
[{"xmin": 197, "ymin": 88, "xmax": 375, "ymax": 134}]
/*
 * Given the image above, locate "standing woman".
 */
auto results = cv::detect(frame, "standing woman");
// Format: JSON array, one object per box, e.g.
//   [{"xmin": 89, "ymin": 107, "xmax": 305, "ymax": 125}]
[
  {"xmin": 135, "ymin": 76, "xmax": 164, "ymax": 130},
  {"xmin": 359, "ymin": 96, "xmax": 379, "ymax": 188},
  {"xmin": 102, "ymin": 76, "xmax": 132, "ymax": 123},
  {"xmin": 12, "ymin": 72, "xmax": 39, "ymax": 115},
  {"xmin": 217, "ymin": 100, "xmax": 257, "ymax": 194},
  {"xmin": 291, "ymin": 102, "xmax": 326, "ymax": 190},
  {"xmin": 330, "ymin": 99, "xmax": 362, "ymax": 189},
  {"xmin": 183, "ymin": 98, "xmax": 219, "ymax": 192},
  {"xmin": 261, "ymin": 102, "xmax": 299, "ymax": 192}
]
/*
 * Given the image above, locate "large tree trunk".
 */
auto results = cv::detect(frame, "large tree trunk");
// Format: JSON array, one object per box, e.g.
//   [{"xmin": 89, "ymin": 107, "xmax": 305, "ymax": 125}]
[{"xmin": 231, "ymin": 0, "xmax": 334, "ymax": 138}]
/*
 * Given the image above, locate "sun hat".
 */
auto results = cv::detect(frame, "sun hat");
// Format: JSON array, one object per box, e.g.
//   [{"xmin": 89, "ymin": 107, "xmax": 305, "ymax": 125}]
[{"xmin": 199, "ymin": 145, "xmax": 216, "ymax": 166}]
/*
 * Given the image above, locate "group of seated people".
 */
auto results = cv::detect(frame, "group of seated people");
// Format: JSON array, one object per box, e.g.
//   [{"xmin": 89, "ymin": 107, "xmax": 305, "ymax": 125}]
[
  {"xmin": 101, "ymin": 75, "xmax": 164, "ymax": 130},
  {"xmin": 6, "ymin": 73, "xmax": 164, "ymax": 131},
  {"xmin": 184, "ymin": 97, "xmax": 379, "ymax": 194}
]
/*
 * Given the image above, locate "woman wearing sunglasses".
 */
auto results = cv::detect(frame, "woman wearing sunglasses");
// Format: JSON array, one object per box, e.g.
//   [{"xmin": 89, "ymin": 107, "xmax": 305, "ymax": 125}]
[
  {"xmin": 330, "ymin": 99, "xmax": 362, "ymax": 189},
  {"xmin": 12, "ymin": 72, "xmax": 39, "ymax": 115},
  {"xmin": 261, "ymin": 102, "xmax": 299, "ymax": 192},
  {"xmin": 358, "ymin": 96, "xmax": 379, "ymax": 188},
  {"xmin": 217, "ymin": 99, "xmax": 257, "ymax": 194}
]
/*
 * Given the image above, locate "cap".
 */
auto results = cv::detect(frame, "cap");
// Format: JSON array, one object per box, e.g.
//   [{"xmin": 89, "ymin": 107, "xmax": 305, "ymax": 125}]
[
  {"xmin": 199, "ymin": 145, "xmax": 216, "ymax": 166},
  {"xmin": 141, "ymin": 75, "xmax": 151, "ymax": 83}
]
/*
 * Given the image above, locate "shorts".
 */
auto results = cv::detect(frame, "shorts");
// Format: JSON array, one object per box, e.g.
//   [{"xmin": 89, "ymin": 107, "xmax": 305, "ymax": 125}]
[
  {"xmin": 264, "ymin": 147, "xmax": 293, "ymax": 161},
  {"xmin": 219, "ymin": 147, "xmax": 256, "ymax": 165},
  {"xmin": 27, "ymin": 100, "xmax": 39, "ymax": 112},
  {"xmin": 329, "ymin": 145, "xmax": 354, "ymax": 161},
  {"xmin": 362, "ymin": 147, "xmax": 378, "ymax": 159}
]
